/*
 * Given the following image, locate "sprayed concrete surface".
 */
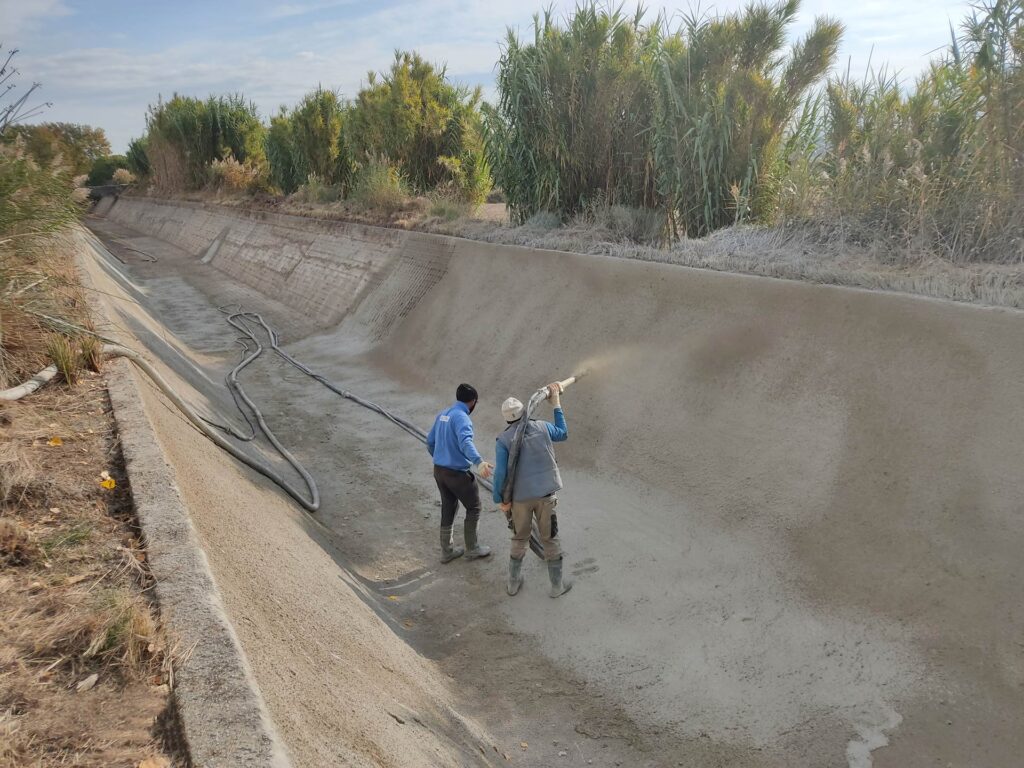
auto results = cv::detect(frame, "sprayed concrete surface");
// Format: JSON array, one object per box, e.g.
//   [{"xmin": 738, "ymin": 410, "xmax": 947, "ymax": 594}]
[{"xmin": 85, "ymin": 197, "xmax": 1024, "ymax": 767}]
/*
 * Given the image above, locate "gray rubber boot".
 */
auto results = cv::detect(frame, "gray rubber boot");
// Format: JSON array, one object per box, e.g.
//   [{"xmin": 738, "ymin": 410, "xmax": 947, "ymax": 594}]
[
  {"xmin": 463, "ymin": 517, "xmax": 491, "ymax": 560},
  {"xmin": 547, "ymin": 556, "xmax": 572, "ymax": 598},
  {"xmin": 440, "ymin": 526, "xmax": 464, "ymax": 563},
  {"xmin": 506, "ymin": 557, "xmax": 524, "ymax": 596}
]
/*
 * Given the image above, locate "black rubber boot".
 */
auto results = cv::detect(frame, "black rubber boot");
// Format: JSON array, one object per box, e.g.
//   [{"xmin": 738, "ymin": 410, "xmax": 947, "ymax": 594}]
[
  {"xmin": 440, "ymin": 526, "xmax": 464, "ymax": 563},
  {"xmin": 547, "ymin": 556, "xmax": 572, "ymax": 598},
  {"xmin": 507, "ymin": 556, "xmax": 524, "ymax": 596},
  {"xmin": 464, "ymin": 517, "xmax": 491, "ymax": 560}
]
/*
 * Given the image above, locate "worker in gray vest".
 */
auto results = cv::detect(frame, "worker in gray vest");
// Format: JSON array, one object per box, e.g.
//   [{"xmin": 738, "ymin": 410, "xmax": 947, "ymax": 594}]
[{"xmin": 491, "ymin": 382, "xmax": 571, "ymax": 597}]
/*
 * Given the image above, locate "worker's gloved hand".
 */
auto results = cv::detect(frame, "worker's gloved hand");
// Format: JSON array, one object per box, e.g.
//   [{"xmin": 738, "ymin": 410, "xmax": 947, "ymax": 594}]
[
  {"xmin": 547, "ymin": 381, "xmax": 562, "ymax": 407},
  {"xmin": 474, "ymin": 461, "xmax": 494, "ymax": 479}
]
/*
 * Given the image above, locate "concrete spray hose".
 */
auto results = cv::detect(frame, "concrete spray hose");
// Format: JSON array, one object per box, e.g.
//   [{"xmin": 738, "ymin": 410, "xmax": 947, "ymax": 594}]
[
  {"xmin": 217, "ymin": 308, "xmax": 587, "ymax": 558},
  {"xmin": 90, "ymin": 309, "xmax": 578, "ymax": 557},
  {"xmin": 12, "ymin": 310, "xmax": 321, "ymax": 511},
  {"xmin": 101, "ymin": 341, "xmax": 321, "ymax": 512}
]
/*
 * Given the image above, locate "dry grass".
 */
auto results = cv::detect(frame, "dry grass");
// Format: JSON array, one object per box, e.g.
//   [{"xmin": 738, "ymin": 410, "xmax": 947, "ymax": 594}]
[
  {"xmin": 0, "ymin": 235, "xmax": 178, "ymax": 766},
  {"xmin": 0, "ymin": 383, "xmax": 165, "ymax": 680},
  {"xmin": 0, "ymin": 518, "xmax": 39, "ymax": 565},
  {"xmin": 7, "ymin": 585, "xmax": 158, "ymax": 673},
  {"xmin": 46, "ymin": 333, "xmax": 80, "ymax": 385},
  {"xmin": 111, "ymin": 168, "xmax": 135, "ymax": 186},
  {"xmin": 427, "ymin": 194, "xmax": 472, "ymax": 222},
  {"xmin": 0, "ymin": 377, "xmax": 178, "ymax": 766},
  {"xmin": 0, "ymin": 441, "xmax": 40, "ymax": 505},
  {"xmin": 2, "ymin": 232, "xmax": 103, "ymax": 385}
]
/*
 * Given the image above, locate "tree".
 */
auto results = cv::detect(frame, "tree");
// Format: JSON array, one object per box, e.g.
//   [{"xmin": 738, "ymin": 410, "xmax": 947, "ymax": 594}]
[
  {"xmin": 87, "ymin": 154, "xmax": 129, "ymax": 186},
  {"xmin": 347, "ymin": 51, "xmax": 490, "ymax": 201},
  {"xmin": 3, "ymin": 122, "xmax": 110, "ymax": 176},
  {"xmin": 289, "ymin": 87, "xmax": 347, "ymax": 185}
]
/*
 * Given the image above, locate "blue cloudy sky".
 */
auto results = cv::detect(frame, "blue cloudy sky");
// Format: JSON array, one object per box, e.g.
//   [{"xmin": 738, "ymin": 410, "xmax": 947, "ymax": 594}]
[{"xmin": 4, "ymin": 0, "xmax": 972, "ymax": 152}]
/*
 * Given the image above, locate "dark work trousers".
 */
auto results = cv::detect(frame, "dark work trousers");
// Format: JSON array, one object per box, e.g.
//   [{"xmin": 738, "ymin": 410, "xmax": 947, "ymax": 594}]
[{"xmin": 433, "ymin": 465, "xmax": 482, "ymax": 528}]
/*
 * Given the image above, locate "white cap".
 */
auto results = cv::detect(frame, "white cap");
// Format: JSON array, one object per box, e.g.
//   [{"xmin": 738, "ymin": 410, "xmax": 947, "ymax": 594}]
[{"xmin": 501, "ymin": 396, "xmax": 524, "ymax": 422}]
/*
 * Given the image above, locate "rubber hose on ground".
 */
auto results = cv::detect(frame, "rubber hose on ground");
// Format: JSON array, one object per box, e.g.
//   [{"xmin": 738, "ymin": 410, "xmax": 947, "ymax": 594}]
[
  {"xmin": 103, "ymin": 343, "xmax": 320, "ymax": 512},
  {"xmin": 0, "ymin": 364, "xmax": 59, "ymax": 401},
  {"xmin": 216, "ymin": 309, "xmax": 546, "ymax": 557}
]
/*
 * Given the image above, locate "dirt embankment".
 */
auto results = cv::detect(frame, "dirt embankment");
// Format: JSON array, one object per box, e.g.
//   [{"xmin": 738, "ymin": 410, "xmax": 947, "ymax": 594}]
[{"xmin": 1, "ymin": 236, "xmax": 178, "ymax": 768}]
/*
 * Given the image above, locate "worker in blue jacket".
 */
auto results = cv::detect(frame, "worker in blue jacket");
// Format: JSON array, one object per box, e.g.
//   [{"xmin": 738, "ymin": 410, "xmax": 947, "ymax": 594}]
[
  {"xmin": 426, "ymin": 383, "xmax": 493, "ymax": 563},
  {"xmin": 493, "ymin": 382, "xmax": 571, "ymax": 597}
]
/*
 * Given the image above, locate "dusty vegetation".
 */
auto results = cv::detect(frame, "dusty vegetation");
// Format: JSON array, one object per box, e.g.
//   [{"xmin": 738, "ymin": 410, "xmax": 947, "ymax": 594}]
[{"xmin": 1, "ymin": 50, "xmax": 179, "ymax": 767}]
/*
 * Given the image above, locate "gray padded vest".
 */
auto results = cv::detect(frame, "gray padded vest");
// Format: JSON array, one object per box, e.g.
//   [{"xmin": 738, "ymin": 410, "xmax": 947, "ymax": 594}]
[{"xmin": 497, "ymin": 420, "xmax": 562, "ymax": 502}]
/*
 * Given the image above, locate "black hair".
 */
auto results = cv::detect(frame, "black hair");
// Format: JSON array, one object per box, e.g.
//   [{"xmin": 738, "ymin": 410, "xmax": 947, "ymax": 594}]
[{"xmin": 456, "ymin": 383, "xmax": 478, "ymax": 403}]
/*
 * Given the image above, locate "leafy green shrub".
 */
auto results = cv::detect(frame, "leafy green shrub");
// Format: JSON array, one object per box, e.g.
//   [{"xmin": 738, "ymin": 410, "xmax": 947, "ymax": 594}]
[
  {"xmin": 125, "ymin": 137, "xmax": 150, "ymax": 178},
  {"xmin": 86, "ymin": 154, "xmax": 129, "ymax": 186}
]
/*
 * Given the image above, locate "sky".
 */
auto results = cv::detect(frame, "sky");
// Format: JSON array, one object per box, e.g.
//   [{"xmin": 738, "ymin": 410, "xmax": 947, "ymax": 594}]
[{"xmin": 3, "ymin": 0, "xmax": 973, "ymax": 153}]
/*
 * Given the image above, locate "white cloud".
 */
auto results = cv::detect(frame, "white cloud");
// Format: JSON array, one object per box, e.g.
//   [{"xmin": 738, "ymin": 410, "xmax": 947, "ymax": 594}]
[{"xmin": 0, "ymin": 0, "xmax": 72, "ymax": 38}]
